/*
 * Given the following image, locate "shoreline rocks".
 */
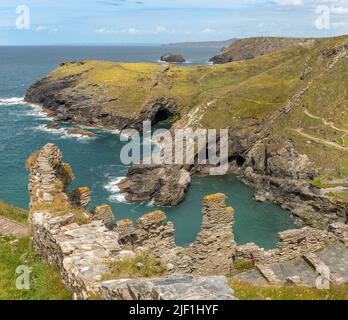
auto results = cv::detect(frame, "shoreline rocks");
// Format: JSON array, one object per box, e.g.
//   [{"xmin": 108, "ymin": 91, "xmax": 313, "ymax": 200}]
[{"xmin": 44, "ymin": 122, "xmax": 60, "ymax": 130}]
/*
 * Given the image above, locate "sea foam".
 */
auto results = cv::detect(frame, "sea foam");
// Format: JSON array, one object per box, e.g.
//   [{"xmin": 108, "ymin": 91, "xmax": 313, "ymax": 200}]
[
  {"xmin": 104, "ymin": 176, "xmax": 127, "ymax": 203},
  {"xmin": 0, "ymin": 97, "xmax": 25, "ymax": 106}
]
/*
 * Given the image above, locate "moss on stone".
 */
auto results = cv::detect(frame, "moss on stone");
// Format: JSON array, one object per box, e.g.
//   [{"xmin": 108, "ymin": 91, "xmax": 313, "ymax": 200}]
[
  {"xmin": 25, "ymin": 150, "xmax": 40, "ymax": 169},
  {"xmin": 204, "ymin": 193, "xmax": 227, "ymax": 202},
  {"xmin": 142, "ymin": 210, "xmax": 166, "ymax": 222}
]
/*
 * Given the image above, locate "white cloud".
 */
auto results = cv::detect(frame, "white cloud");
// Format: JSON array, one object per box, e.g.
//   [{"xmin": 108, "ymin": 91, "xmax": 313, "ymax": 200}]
[
  {"xmin": 127, "ymin": 28, "xmax": 139, "ymax": 34},
  {"xmin": 35, "ymin": 25, "xmax": 58, "ymax": 33},
  {"xmin": 202, "ymin": 28, "xmax": 215, "ymax": 33},
  {"xmin": 35, "ymin": 26, "xmax": 47, "ymax": 32}
]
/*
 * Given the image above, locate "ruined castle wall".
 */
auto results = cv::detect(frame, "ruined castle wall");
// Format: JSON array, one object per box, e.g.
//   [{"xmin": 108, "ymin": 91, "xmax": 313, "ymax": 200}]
[
  {"xmin": 190, "ymin": 194, "xmax": 236, "ymax": 275},
  {"xmin": 236, "ymin": 226, "xmax": 339, "ymax": 265},
  {"xmin": 32, "ymin": 211, "xmax": 121, "ymax": 299}
]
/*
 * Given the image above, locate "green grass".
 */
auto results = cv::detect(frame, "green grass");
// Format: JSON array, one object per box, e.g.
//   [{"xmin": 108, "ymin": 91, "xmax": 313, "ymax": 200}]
[
  {"xmin": 233, "ymin": 259, "xmax": 254, "ymax": 273},
  {"xmin": 0, "ymin": 200, "xmax": 28, "ymax": 224},
  {"xmin": 230, "ymin": 281, "xmax": 348, "ymax": 300},
  {"xmin": 103, "ymin": 251, "xmax": 167, "ymax": 280},
  {"xmin": 0, "ymin": 236, "xmax": 71, "ymax": 300}
]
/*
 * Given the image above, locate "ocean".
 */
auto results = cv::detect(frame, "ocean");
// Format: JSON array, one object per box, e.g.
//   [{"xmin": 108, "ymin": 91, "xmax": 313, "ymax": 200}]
[{"xmin": 0, "ymin": 45, "xmax": 296, "ymax": 248}]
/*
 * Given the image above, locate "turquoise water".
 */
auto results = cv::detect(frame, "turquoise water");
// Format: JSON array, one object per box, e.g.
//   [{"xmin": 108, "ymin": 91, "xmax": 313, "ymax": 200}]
[{"xmin": 0, "ymin": 46, "xmax": 296, "ymax": 249}]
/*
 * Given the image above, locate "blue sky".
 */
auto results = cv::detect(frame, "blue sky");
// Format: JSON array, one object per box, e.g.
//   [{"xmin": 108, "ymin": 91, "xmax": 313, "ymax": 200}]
[{"xmin": 0, "ymin": 0, "xmax": 348, "ymax": 45}]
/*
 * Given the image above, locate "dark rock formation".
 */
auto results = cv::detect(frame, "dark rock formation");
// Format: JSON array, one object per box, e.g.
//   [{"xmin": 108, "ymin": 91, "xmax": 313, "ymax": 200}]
[
  {"xmin": 45, "ymin": 123, "xmax": 60, "ymax": 130},
  {"xmin": 118, "ymin": 164, "xmax": 191, "ymax": 206},
  {"xmin": 160, "ymin": 53, "xmax": 186, "ymax": 63}
]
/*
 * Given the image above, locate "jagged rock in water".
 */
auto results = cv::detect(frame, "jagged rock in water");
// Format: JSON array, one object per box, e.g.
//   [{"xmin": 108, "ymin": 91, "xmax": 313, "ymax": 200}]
[
  {"xmin": 45, "ymin": 123, "xmax": 60, "ymax": 130},
  {"xmin": 160, "ymin": 53, "xmax": 186, "ymax": 63},
  {"xmin": 100, "ymin": 275, "xmax": 237, "ymax": 300},
  {"xmin": 118, "ymin": 164, "xmax": 191, "ymax": 207}
]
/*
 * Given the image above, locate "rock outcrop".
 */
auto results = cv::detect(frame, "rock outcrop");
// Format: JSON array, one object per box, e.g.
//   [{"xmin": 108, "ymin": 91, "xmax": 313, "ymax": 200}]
[
  {"xmin": 100, "ymin": 275, "xmax": 237, "ymax": 300},
  {"xmin": 160, "ymin": 53, "xmax": 186, "ymax": 63},
  {"xmin": 118, "ymin": 164, "xmax": 191, "ymax": 207}
]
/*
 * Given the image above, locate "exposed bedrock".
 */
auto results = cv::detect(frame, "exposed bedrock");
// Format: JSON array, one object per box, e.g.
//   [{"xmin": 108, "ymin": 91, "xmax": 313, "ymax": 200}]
[{"xmin": 240, "ymin": 140, "xmax": 348, "ymax": 228}]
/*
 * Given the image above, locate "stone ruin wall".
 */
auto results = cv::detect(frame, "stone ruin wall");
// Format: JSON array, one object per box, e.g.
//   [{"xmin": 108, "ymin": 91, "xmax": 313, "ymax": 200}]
[{"xmin": 28, "ymin": 143, "xmax": 348, "ymax": 299}]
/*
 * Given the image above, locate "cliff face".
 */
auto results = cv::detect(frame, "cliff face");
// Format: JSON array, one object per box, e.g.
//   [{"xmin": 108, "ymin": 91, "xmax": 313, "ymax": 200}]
[{"xmin": 25, "ymin": 36, "xmax": 348, "ymax": 227}]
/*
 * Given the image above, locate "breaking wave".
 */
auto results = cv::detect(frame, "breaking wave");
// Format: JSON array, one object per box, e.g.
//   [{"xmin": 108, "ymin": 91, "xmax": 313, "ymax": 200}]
[
  {"xmin": 104, "ymin": 176, "xmax": 127, "ymax": 203},
  {"xmin": 0, "ymin": 97, "xmax": 25, "ymax": 106}
]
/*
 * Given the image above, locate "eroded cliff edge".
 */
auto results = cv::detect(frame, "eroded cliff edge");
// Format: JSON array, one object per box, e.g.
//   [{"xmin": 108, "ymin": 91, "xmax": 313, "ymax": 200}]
[{"xmin": 25, "ymin": 36, "xmax": 348, "ymax": 227}]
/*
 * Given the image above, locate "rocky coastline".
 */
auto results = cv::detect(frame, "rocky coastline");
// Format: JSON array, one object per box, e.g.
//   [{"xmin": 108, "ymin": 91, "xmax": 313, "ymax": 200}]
[
  {"xmin": 24, "ymin": 36, "xmax": 348, "ymax": 228},
  {"xmin": 24, "ymin": 95, "xmax": 348, "ymax": 228}
]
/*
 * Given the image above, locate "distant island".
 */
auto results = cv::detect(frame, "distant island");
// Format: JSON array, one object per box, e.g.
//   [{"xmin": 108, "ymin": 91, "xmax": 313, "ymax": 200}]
[{"xmin": 160, "ymin": 53, "xmax": 186, "ymax": 63}]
